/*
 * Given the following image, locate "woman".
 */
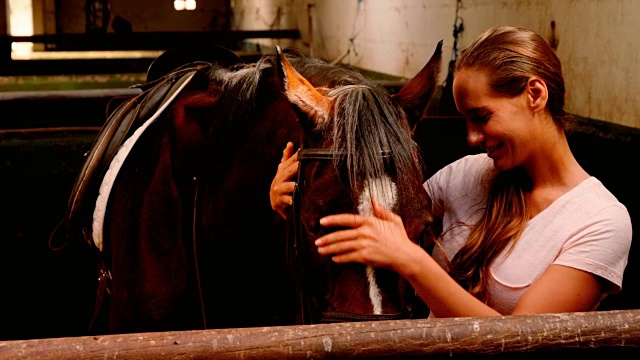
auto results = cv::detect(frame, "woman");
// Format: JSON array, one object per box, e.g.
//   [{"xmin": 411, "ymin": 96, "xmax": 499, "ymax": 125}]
[{"xmin": 269, "ymin": 26, "xmax": 632, "ymax": 317}]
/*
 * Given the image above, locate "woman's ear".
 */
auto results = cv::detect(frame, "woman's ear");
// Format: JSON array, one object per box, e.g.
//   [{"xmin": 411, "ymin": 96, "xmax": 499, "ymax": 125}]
[{"xmin": 526, "ymin": 77, "xmax": 548, "ymax": 112}]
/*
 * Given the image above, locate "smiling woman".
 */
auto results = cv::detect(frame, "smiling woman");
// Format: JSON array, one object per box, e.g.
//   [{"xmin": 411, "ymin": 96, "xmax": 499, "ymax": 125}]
[
  {"xmin": 423, "ymin": 26, "xmax": 631, "ymax": 317},
  {"xmin": 273, "ymin": 26, "xmax": 633, "ymax": 319}
]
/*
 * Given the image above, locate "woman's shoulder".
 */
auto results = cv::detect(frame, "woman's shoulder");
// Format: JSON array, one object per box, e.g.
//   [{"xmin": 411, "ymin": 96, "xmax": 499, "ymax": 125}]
[
  {"xmin": 548, "ymin": 176, "xmax": 632, "ymax": 235},
  {"xmin": 573, "ymin": 177, "xmax": 631, "ymax": 217},
  {"xmin": 435, "ymin": 153, "xmax": 493, "ymax": 180},
  {"xmin": 424, "ymin": 153, "xmax": 492, "ymax": 203}
]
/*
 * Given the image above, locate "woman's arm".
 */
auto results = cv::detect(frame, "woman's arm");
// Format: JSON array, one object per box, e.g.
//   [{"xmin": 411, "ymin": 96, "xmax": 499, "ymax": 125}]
[
  {"xmin": 316, "ymin": 200, "xmax": 604, "ymax": 317},
  {"xmin": 512, "ymin": 265, "xmax": 604, "ymax": 313}
]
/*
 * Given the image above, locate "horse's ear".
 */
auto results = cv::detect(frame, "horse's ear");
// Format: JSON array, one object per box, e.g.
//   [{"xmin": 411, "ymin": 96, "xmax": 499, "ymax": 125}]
[
  {"xmin": 393, "ymin": 40, "xmax": 443, "ymax": 129},
  {"xmin": 275, "ymin": 46, "xmax": 334, "ymax": 132}
]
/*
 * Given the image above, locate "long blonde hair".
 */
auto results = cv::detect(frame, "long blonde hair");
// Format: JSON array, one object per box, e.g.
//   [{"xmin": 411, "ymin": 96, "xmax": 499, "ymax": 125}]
[{"xmin": 447, "ymin": 26, "xmax": 574, "ymax": 301}]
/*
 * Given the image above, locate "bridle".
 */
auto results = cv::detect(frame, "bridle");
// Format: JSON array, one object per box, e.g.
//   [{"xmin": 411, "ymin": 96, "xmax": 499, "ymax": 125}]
[
  {"xmin": 288, "ymin": 146, "xmax": 410, "ymax": 324},
  {"xmin": 288, "ymin": 147, "xmax": 334, "ymax": 324}
]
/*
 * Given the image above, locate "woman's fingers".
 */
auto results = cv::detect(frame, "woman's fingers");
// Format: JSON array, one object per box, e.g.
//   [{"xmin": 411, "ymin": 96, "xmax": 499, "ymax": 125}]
[
  {"xmin": 315, "ymin": 227, "xmax": 363, "ymax": 248},
  {"xmin": 372, "ymin": 199, "xmax": 402, "ymax": 223},
  {"xmin": 319, "ymin": 213, "xmax": 367, "ymax": 228},
  {"xmin": 276, "ymin": 152, "xmax": 299, "ymax": 183},
  {"xmin": 280, "ymin": 142, "xmax": 299, "ymax": 167},
  {"xmin": 317, "ymin": 238, "xmax": 359, "ymax": 256},
  {"xmin": 372, "ymin": 199, "xmax": 391, "ymax": 219},
  {"xmin": 329, "ymin": 252, "xmax": 360, "ymax": 264},
  {"xmin": 281, "ymin": 141, "xmax": 295, "ymax": 162},
  {"xmin": 281, "ymin": 181, "xmax": 296, "ymax": 196},
  {"xmin": 319, "ymin": 201, "xmax": 398, "ymax": 228},
  {"xmin": 270, "ymin": 143, "xmax": 300, "ymax": 219},
  {"xmin": 271, "ymin": 182, "xmax": 296, "ymax": 218},
  {"xmin": 276, "ymin": 183, "xmax": 295, "ymax": 207},
  {"xmin": 315, "ymin": 226, "xmax": 378, "ymax": 265}
]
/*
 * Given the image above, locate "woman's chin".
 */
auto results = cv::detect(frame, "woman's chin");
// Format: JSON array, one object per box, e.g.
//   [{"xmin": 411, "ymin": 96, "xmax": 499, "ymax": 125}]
[{"xmin": 490, "ymin": 156, "xmax": 512, "ymax": 171}]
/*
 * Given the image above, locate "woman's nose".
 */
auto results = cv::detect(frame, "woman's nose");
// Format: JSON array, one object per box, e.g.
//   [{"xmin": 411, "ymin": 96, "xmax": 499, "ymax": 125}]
[{"xmin": 466, "ymin": 125, "xmax": 484, "ymax": 147}]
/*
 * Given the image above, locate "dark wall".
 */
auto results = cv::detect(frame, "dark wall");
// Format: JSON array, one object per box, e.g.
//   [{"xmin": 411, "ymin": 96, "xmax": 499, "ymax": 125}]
[
  {"xmin": 0, "ymin": 91, "xmax": 637, "ymax": 341},
  {"xmin": 0, "ymin": 128, "xmax": 99, "ymax": 340}
]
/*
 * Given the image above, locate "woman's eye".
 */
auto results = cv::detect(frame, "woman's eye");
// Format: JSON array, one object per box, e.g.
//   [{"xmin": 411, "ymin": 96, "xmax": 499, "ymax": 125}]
[{"xmin": 474, "ymin": 113, "xmax": 491, "ymax": 123}]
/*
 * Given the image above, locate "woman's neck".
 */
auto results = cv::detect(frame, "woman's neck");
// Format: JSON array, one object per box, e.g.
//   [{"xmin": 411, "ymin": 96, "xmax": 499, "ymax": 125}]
[{"xmin": 522, "ymin": 128, "xmax": 590, "ymax": 218}]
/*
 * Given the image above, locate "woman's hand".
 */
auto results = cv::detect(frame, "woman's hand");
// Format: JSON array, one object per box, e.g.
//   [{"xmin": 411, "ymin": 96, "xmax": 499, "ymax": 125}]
[
  {"xmin": 315, "ymin": 200, "xmax": 419, "ymax": 272},
  {"xmin": 270, "ymin": 142, "xmax": 299, "ymax": 219}
]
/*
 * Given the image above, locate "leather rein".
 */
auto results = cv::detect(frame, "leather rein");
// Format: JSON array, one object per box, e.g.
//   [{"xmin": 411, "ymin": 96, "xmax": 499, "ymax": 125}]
[{"xmin": 289, "ymin": 147, "xmax": 409, "ymax": 323}]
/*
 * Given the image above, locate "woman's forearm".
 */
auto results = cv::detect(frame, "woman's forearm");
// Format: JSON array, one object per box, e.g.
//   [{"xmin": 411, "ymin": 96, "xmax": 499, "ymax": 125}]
[{"xmin": 397, "ymin": 244, "xmax": 502, "ymax": 318}]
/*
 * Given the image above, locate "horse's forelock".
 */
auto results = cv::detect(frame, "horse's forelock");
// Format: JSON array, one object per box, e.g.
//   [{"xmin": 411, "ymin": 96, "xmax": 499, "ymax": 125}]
[{"xmin": 329, "ymin": 84, "xmax": 424, "ymax": 201}]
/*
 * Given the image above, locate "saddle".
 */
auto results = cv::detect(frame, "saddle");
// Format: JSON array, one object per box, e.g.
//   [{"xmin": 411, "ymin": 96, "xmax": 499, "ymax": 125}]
[{"xmin": 49, "ymin": 46, "xmax": 243, "ymax": 333}]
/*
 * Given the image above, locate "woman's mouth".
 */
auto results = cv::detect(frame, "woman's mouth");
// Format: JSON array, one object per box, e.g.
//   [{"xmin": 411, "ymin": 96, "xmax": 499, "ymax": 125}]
[{"xmin": 485, "ymin": 143, "xmax": 503, "ymax": 157}]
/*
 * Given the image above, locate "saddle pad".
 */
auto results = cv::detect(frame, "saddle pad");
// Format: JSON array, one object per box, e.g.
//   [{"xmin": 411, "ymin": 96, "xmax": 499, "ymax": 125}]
[{"xmin": 92, "ymin": 71, "xmax": 196, "ymax": 251}]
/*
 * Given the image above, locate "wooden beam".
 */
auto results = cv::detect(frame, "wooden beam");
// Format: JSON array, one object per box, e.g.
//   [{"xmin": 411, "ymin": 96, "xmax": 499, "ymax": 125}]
[
  {"xmin": 0, "ymin": 310, "xmax": 639, "ymax": 359},
  {"xmin": 4, "ymin": 30, "xmax": 301, "ymax": 51}
]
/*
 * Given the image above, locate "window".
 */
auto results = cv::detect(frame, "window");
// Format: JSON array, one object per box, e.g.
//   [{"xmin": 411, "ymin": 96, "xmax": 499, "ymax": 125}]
[
  {"xmin": 174, "ymin": 0, "xmax": 196, "ymax": 11},
  {"xmin": 7, "ymin": 0, "xmax": 34, "ymax": 58}
]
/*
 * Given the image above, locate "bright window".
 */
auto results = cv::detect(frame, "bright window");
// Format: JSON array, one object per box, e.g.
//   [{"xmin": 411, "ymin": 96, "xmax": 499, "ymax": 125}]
[
  {"xmin": 7, "ymin": 0, "xmax": 34, "ymax": 58},
  {"xmin": 174, "ymin": 0, "xmax": 196, "ymax": 11}
]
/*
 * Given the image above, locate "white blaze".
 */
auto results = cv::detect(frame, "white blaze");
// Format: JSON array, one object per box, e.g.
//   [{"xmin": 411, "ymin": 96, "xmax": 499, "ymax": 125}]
[{"xmin": 357, "ymin": 176, "xmax": 397, "ymax": 315}]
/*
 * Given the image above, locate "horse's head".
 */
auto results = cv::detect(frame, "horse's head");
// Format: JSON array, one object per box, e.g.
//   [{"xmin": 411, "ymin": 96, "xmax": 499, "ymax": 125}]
[{"xmin": 276, "ymin": 43, "xmax": 442, "ymax": 323}]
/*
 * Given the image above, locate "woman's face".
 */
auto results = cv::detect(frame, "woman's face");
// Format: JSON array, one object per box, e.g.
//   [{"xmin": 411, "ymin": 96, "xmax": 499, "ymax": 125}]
[{"xmin": 452, "ymin": 69, "xmax": 534, "ymax": 171}]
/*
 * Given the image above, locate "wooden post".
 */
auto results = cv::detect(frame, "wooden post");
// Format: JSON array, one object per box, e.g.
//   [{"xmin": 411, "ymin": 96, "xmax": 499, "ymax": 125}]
[
  {"xmin": 0, "ymin": 0, "xmax": 10, "ymax": 73},
  {"xmin": 0, "ymin": 309, "xmax": 639, "ymax": 359}
]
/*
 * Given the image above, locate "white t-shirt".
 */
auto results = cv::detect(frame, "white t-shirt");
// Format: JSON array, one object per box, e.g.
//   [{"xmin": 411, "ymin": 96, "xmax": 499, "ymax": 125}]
[{"xmin": 424, "ymin": 154, "xmax": 632, "ymax": 315}]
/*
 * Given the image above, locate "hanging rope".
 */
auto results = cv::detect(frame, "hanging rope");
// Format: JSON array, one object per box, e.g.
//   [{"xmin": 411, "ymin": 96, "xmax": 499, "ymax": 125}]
[
  {"xmin": 331, "ymin": 0, "xmax": 365, "ymax": 65},
  {"xmin": 450, "ymin": 0, "xmax": 465, "ymax": 65},
  {"xmin": 438, "ymin": 0, "xmax": 464, "ymax": 115}
]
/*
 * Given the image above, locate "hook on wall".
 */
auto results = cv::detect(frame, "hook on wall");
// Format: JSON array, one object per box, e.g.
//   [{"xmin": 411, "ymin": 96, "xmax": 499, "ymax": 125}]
[{"xmin": 549, "ymin": 20, "xmax": 559, "ymax": 51}]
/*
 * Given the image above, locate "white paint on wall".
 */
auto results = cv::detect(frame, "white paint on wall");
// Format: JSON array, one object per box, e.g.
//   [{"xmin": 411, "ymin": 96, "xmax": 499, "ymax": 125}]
[{"xmin": 232, "ymin": 0, "xmax": 640, "ymax": 128}]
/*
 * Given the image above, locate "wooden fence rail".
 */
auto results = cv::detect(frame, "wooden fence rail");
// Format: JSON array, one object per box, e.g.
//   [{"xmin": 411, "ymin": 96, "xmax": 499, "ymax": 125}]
[{"xmin": 1, "ymin": 309, "xmax": 639, "ymax": 359}]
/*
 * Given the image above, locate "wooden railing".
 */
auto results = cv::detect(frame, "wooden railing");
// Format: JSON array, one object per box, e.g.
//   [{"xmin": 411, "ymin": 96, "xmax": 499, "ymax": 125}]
[{"xmin": 0, "ymin": 310, "xmax": 638, "ymax": 359}]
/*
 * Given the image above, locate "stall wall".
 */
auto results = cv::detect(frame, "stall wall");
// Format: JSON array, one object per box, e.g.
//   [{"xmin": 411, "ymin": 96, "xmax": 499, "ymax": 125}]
[{"xmin": 232, "ymin": 0, "xmax": 640, "ymax": 129}]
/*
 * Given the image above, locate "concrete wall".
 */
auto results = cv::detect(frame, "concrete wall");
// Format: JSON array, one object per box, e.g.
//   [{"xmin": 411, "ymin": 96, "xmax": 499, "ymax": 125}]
[{"xmin": 231, "ymin": 0, "xmax": 640, "ymax": 129}]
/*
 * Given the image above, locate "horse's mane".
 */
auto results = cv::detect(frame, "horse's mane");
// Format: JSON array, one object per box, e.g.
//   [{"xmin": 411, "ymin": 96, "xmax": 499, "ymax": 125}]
[{"xmin": 208, "ymin": 50, "xmax": 424, "ymax": 200}]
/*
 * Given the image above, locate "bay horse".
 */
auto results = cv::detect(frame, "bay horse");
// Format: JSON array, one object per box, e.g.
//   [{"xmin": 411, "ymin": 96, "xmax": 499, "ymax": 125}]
[{"xmin": 54, "ymin": 42, "xmax": 442, "ymax": 334}]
